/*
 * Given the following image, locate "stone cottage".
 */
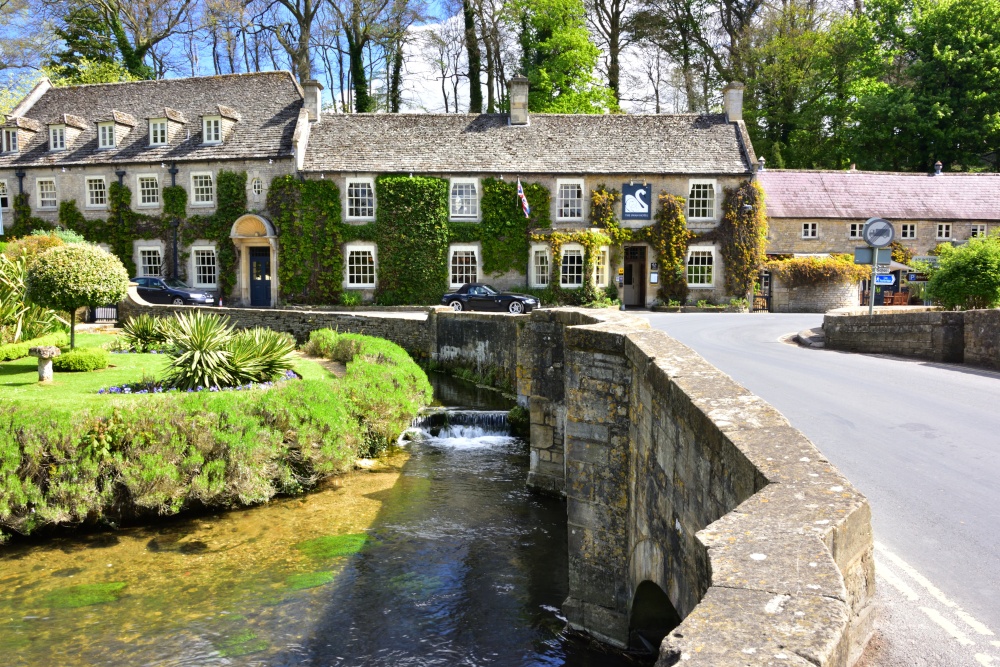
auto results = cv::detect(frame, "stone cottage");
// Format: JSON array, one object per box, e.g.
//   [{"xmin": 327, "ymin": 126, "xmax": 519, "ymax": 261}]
[{"xmin": 0, "ymin": 71, "xmax": 321, "ymax": 307}]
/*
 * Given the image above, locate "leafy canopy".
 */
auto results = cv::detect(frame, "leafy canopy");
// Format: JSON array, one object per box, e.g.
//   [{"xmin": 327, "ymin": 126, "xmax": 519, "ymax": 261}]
[{"xmin": 926, "ymin": 236, "xmax": 1000, "ymax": 309}]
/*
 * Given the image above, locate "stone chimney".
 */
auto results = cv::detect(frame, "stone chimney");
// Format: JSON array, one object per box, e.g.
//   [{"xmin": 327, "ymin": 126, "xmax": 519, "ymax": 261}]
[
  {"xmin": 934, "ymin": 160, "xmax": 943, "ymax": 175},
  {"xmin": 509, "ymin": 77, "xmax": 529, "ymax": 126},
  {"xmin": 302, "ymin": 79, "xmax": 324, "ymax": 122},
  {"xmin": 722, "ymin": 82, "xmax": 745, "ymax": 122}
]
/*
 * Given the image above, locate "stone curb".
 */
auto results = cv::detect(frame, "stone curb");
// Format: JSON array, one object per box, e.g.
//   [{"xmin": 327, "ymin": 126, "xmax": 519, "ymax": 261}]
[{"xmin": 796, "ymin": 327, "xmax": 826, "ymax": 348}]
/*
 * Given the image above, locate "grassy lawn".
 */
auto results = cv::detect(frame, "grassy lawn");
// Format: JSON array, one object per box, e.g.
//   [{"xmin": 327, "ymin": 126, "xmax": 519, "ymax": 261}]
[{"xmin": 0, "ymin": 331, "xmax": 333, "ymax": 415}]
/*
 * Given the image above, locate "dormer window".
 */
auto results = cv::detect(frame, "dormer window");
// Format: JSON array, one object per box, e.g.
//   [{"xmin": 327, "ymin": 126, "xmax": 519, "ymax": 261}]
[
  {"xmin": 2, "ymin": 129, "xmax": 17, "ymax": 153},
  {"xmin": 98, "ymin": 122, "xmax": 115, "ymax": 148},
  {"xmin": 150, "ymin": 119, "xmax": 167, "ymax": 146},
  {"xmin": 50, "ymin": 125, "xmax": 66, "ymax": 151},
  {"xmin": 203, "ymin": 116, "xmax": 221, "ymax": 144}
]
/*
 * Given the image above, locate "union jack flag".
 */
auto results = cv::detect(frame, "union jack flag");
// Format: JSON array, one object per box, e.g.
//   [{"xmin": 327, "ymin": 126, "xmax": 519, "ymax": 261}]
[{"xmin": 517, "ymin": 179, "xmax": 531, "ymax": 218}]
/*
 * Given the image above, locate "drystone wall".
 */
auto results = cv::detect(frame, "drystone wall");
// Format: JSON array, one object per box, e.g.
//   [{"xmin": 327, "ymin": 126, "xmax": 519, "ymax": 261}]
[
  {"xmin": 823, "ymin": 309, "xmax": 964, "ymax": 362},
  {"xmin": 771, "ymin": 278, "xmax": 859, "ymax": 313},
  {"xmin": 961, "ymin": 310, "xmax": 1000, "ymax": 370}
]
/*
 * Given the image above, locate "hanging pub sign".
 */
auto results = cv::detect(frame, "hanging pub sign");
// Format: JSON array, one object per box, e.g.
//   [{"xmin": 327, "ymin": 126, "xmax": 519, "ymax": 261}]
[{"xmin": 622, "ymin": 183, "xmax": 652, "ymax": 220}]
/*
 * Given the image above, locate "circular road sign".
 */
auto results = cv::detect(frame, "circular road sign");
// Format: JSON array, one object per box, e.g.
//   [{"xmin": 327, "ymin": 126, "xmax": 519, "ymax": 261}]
[{"xmin": 862, "ymin": 217, "xmax": 895, "ymax": 248}]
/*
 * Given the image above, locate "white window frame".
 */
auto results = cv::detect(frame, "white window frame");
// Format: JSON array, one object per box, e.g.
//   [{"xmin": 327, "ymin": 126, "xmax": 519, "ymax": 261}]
[
  {"xmin": 49, "ymin": 125, "xmax": 66, "ymax": 151},
  {"xmin": 971, "ymin": 224, "xmax": 987, "ymax": 238},
  {"xmin": 449, "ymin": 177, "xmax": 480, "ymax": 221},
  {"xmin": 98, "ymin": 122, "xmax": 115, "ymax": 149},
  {"xmin": 686, "ymin": 179, "xmax": 717, "ymax": 221},
  {"xmin": 593, "ymin": 246, "xmax": 609, "ymax": 287},
  {"xmin": 202, "ymin": 116, "xmax": 222, "ymax": 144},
  {"xmin": 86, "ymin": 176, "xmax": 107, "ymax": 209},
  {"xmin": 686, "ymin": 245, "xmax": 716, "ymax": 288},
  {"xmin": 560, "ymin": 243, "xmax": 585, "ymax": 288},
  {"xmin": 136, "ymin": 173, "xmax": 160, "ymax": 208},
  {"xmin": 530, "ymin": 244, "xmax": 551, "ymax": 288},
  {"xmin": 2, "ymin": 129, "xmax": 17, "ymax": 153},
  {"xmin": 190, "ymin": 172, "xmax": 215, "ymax": 206},
  {"xmin": 138, "ymin": 246, "xmax": 163, "ymax": 277},
  {"xmin": 0, "ymin": 180, "xmax": 8, "ymax": 210},
  {"xmin": 901, "ymin": 223, "xmax": 916, "ymax": 240},
  {"xmin": 36, "ymin": 178, "xmax": 57, "ymax": 209},
  {"xmin": 345, "ymin": 177, "xmax": 376, "ymax": 221},
  {"xmin": 556, "ymin": 179, "xmax": 585, "ymax": 221},
  {"xmin": 191, "ymin": 246, "xmax": 218, "ymax": 289},
  {"xmin": 343, "ymin": 243, "xmax": 377, "ymax": 289},
  {"xmin": 801, "ymin": 222, "xmax": 818, "ymax": 239},
  {"xmin": 149, "ymin": 119, "xmax": 168, "ymax": 146},
  {"xmin": 251, "ymin": 177, "xmax": 263, "ymax": 198},
  {"xmin": 849, "ymin": 222, "xmax": 864, "ymax": 239},
  {"xmin": 936, "ymin": 223, "xmax": 952, "ymax": 240},
  {"xmin": 449, "ymin": 244, "xmax": 480, "ymax": 288}
]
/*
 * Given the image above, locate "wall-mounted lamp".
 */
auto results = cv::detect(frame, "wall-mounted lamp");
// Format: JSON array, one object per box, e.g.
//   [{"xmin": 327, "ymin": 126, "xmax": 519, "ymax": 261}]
[
  {"xmin": 161, "ymin": 162, "xmax": 166, "ymax": 169},
  {"xmin": 268, "ymin": 159, "xmax": 273, "ymax": 164},
  {"xmin": 61, "ymin": 167, "xmax": 66, "ymax": 173},
  {"xmin": 409, "ymin": 172, "xmax": 413, "ymax": 178}
]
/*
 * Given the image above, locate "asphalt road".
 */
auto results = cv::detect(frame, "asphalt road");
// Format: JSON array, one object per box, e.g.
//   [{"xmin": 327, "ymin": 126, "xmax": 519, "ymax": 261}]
[{"xmin": 638, "ymin": 313, "xmax": 1000, "ymax": 666}]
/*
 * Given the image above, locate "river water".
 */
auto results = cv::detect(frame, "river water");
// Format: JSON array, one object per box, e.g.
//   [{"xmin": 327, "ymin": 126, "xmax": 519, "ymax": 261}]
[{"xmin": 1, "ymin": 374, "xmax": 645, "ymax": 666}]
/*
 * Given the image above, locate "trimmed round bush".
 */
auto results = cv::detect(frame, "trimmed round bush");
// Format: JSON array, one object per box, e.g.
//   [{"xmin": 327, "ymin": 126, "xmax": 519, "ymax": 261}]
[{"xmin": 53, "ymin": 347, "xmax": 110, "ymax": 372}]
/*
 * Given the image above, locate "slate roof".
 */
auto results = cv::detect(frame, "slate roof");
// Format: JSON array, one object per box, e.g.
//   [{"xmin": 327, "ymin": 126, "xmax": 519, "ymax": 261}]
[
  {"xmin": 0, "ymin": 72, "xmax": 302, "ymax": 168},
  {"xmin": 758, "ymin": 170, "xmax": 1000, "ymax": 221},
  {"xmin": 302, "ymin": 113, "xmax": 754, "ymax": 175}
]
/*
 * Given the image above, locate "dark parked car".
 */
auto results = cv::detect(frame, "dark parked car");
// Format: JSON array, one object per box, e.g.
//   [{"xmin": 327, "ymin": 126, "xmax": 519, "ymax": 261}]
[
  {"xmin": 133, "ymin": 277, "xmax": 217, "ymax": 305},
  {"xmin": 442, "ymin": 283, "xmax": 538, "ymax": 314}
]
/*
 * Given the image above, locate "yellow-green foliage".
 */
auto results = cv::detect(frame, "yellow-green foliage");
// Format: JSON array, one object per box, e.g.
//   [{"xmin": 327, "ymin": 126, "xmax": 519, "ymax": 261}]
[
  {"xmin": 52, "ymin": 348, "xmax": 109, "ymax": 372},
  {"xmin": 719, "ymin": 180, "xmax": 768, "ymax": 297},
  {"xmin": 766, "ymin": 253, "xmax": 871, "ymax": 287},
  {"xmin": 633, "ymin": 192, "xmax": 692, "ymax": 301}
]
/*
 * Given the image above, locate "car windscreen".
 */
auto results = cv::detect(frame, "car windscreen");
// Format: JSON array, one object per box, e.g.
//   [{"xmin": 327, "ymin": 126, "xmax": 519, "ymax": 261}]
[
  {"xmin": 163, "ymin": 279, "xmax": 190, "ymax": 289},
  {"xmin": 481, "ymin": 285, "xmax": 499, "ymax": 295}
]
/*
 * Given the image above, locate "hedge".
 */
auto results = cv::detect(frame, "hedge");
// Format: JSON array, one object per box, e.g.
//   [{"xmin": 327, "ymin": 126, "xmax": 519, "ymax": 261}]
[
  {"xmin": 0, "ymin": 332, "xmax": 70, "ymax": 362},
  {"xmin": 52, "ymin": 348, "xmax": 110, "ymax": 372}
]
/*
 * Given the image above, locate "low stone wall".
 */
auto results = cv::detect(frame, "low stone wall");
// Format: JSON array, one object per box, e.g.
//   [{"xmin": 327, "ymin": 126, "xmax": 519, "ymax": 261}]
[
  {"xmin": 771, "ymin": 278, "xmax": 859, "ymax": 313},
  {"xmin": 963, "ymin": 310, "xmax": 1000, "ymax": 370},
  {"xmin": 823, "ymin": 309, "xmax": 964, "ymax": 362},
  {"xmin": 433, "ymin": 311, "xmax": 524, "ymax": 388}
]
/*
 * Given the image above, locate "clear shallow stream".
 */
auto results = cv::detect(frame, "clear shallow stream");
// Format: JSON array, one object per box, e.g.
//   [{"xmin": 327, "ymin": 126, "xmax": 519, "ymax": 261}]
[{"xmin": 1, "ymin": 373, "xmax": 647, "ymax": 666}]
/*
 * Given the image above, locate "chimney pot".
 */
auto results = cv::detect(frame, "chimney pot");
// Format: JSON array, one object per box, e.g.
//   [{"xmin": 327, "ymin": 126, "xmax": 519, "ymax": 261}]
[
  {"xmin": 849, "ymin": 163, "xmax": 856, "ymax": 171},
  {"xmin": 509, "ymin": 77, "xmax": 529, "ymax": 126},
  {"xmin": 302, "ymin": 79, "xmax": 324, "ymax": 122},
  {"xmin": 722, "ymin": 82, "xmax": 744, "ymax": 122},
  {"xmin": 757, "ymin": 156, "xmax": 766, "ymax": 172},
  {"xmin": 934, "ymin": 160, "xmax": 943, "ymax": 175}
]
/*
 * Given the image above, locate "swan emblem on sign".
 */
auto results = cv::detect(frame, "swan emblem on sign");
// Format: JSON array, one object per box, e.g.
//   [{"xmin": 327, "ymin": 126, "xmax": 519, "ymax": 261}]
[{"xmin": 624, "ymin": 188, "xmax": 649, "ymax": 214}]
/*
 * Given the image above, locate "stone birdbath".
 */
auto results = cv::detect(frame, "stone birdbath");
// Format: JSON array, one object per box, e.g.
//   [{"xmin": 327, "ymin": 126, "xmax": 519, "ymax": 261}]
[{"xmin": 29, "ymin": 346, "xmax": 61, "ymax": 382}]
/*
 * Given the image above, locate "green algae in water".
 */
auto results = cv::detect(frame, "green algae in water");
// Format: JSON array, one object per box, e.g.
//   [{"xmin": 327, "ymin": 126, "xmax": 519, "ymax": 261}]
[
  {"xmin": 387, "ymin": 572, "xmax": 443, "ymax": 597},
  {"xmin": 285, "ymin": 571, "xmax": 335, "ymax": 590},
  {"xmin": 217, "ymin": 630, "xmax": 268, "ymax": 657},
  {"xmin": 44, "ymin": 582, "xmax": 128, "ymax": 609},
  {"xmin": 294, "ymin": 533, "xmax": 367, "ymax": 559}
]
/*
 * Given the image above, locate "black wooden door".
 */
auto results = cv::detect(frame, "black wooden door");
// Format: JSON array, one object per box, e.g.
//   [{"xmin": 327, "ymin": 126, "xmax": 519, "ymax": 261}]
[{"xmin": 249, "ymin": 247, "xmax": 271, "ymax": 307}]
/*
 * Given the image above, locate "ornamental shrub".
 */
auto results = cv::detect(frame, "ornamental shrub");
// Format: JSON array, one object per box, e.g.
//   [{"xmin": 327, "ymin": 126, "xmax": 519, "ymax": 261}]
[
  {"xmin": 163, "ymin": 310, "xmax": 236, "ymax": 389},
  {"xmin": 766, "ymin": 254, "xmax": 870, "ymax": 287},
  {"xmin": 52, "ymin": 347, "xmax": 109, "ymax": 372},
  {"xmin": 926, "ymin": 236, "xmax": 1000, "ymax": 309},
  {"xmin": 226, "ymin": 327, "xmax": 296, "ymax": 385},
  {"xmin": 719, "ymin": 180, "xmax": 768, "ymax": 299},
  {"xmin": 25, "ymin": 245, "xmax": 129, "ymax": 348},
  {"xmin": 1, "ymin": 253, "xmax": 68, "ymax": 344},
  {"xmin": 1, "ymin": 233, "xmax": 64, "ymax": 266},
  {"xmin": 0, "ymin": 332, "xmax": 69, "ymax": 361},
  {"xmin": 120, "ymin": 314, "xmax": 172, "ymax": 352}
]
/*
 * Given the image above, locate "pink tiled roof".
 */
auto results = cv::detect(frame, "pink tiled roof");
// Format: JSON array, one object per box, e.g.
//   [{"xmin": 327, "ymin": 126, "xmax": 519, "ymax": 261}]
[{"xmin": 757, "ymin": 170, "xmax": 1000, "ymax": 221}]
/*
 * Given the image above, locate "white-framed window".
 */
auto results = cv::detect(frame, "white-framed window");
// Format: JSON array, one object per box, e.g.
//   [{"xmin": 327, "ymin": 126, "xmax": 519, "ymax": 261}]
[
  {"xmin": 36, "ymin": 178, "xmax": 57, "ymax": 209},
  {"xmin": 251, "ymin": 177, "xmax": 263, "ymax": 198},
  {"xmin": 346, "ymin": 178, "xmax": 375, "ymax": 220},
  {"xmin": 901, "ymin": 223, "xmax": 916, "ymax": 239},
  {"xmin": 449, "ymin": 178, "xmax": 480, "ymax": 220},
  {"xmin": 593, "ymin": 246, "xmax": 609, "ymax": 287},
  {"xmin": 802, "ymin": 222, "xmax": 818, "ymax": 239},
  {"xmin": 191, "ymin": 246, "xmax": 217, "ymax": 288},
  {"xmin": 556, "ymin": 180, "xmax": 585, "ymax": 221},
  {"xmin": 49, "ymin": 125, "xmax": 65, "ymax": 151},
  {"xmin": 449, "ymin": 244, "xmax": 479, "ymax": 288},
  {"xmin": 344, "ymin": 243, "xmax": 377, "ymax": 288},
  {"xmin": 139, "ymin": 247, "xmax": 162, "ymax": 277},
  {"xmin": 137, "ymin": 174, "xmax": 160, "ymax": 207},
  {"xmin": 530, "ymin": 244, "xmax": 551, "ymax": 288},
  {"xmin": 2, "ymin": 129, "xmax": 17, "ymax": 153},
  {"xmin": 971, "ymin": 224, "xmax": 987, "ymax": 238},
  {"xmin": 0, "ymin": 180, "xmax": 8, "ymax": 209},
  {"xmin": 202, "ymin": 116, "xmax": 222, "ymax": 144},
  {"xmin": 561, "ymin": 244, "xmax": 584, "ymax": 287},
  {"xmin": 687, "ymin": 180, "xmax": 717, "ymax": 220},
  {"xmin": 98, "ymin": 122, "xmax": 115, "ymax": 148},
  {"xmin": 849, "ymin": 222, "xmax": 864, "ymax": 239},
  {"xmin": 86, "ymin": 177, "xmax": 107, "ymax": 208},
  {"xmin": 686, "ymin": 246, "xmax": 715, "ymax": 287},
  {"xmin": 149, "ymin": 119, "xmax": 167, "ymax": 146},
  {"xmin": 191, "ymin": 172, "xmax": 214, "ymax": 206},
  {"xmin": 936, "ymin": 223, "xmax": 952, "ymax": 240}
]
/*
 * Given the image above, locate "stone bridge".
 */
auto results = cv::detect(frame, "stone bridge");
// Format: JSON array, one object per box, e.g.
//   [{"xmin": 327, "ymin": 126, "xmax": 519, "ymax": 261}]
[{"xmin": 120, "ymin": 294, "xmax": 875, "ymax": 665}]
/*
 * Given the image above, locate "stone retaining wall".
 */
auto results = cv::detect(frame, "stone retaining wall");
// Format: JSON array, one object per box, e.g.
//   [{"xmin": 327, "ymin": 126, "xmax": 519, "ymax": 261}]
[
  {"xmin": 433, "ymin": 311, "xmax": 524, "ymax": 389},
  {"xmin": 823, "ymin": 309, "xmax": 964, "ymax": 362},
  {"xmin": 771, "ymin": 278, "xmax": 860, "ymax": 313},
  {"xmin": 962, "ymin": 310, "xmax": 1000, "ymax": 370}
]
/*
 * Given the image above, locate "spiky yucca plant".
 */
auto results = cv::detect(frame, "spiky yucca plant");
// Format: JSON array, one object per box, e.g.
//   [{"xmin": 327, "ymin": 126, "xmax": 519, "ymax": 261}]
[
  {"xmin": 164, "ymin": 311, "xmax": 235, "ymax": 389},
  {"xmin": 227, "ymin": 327, "xmax": 296, "ymax": 384},
  {"xmin": 120, "ymin": 314, "xmax": 171, "ymax": 352}
]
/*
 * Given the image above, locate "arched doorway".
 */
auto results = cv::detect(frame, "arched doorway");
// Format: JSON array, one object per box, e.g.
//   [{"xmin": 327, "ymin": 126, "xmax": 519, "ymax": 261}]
[
  {"xmin": 629, "ymin": 580, "xmax": 681, "ymax": 653},
  {"xmin": 230, "ymin": 214, "xmax": 278, "ymax": 307}
]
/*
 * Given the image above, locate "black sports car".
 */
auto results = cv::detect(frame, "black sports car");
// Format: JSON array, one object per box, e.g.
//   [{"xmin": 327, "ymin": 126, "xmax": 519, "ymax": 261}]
[
  {"xmin": 133, "ymin": 277, "xmax": 217, "ymax": 306},
  {"xmin": 442, "ymin": 283, "xmax": 539, "ymax": 314}
]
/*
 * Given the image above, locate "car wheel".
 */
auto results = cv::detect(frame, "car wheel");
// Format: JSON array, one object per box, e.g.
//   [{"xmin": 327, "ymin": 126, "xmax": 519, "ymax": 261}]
[
  {"xmin": 508, "ymin": 301, "xmax": 524, "ymax": 314},
  {"xmin": 449, "ymin": 300, "xmax": 463, "ymax": 312},
  {"xmin": 172, "ymin": 297, "xmax": 185, "ymax": 305}
]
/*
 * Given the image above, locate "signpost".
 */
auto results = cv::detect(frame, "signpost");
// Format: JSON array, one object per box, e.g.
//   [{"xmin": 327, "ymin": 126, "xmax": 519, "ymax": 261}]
[
  {"xmin": 855, "ymin": 217, "xmax": 896, "ymax": 318},
  {"xmin": 874, "ymin": 274, "xmax": 895, "ymax": 286}
]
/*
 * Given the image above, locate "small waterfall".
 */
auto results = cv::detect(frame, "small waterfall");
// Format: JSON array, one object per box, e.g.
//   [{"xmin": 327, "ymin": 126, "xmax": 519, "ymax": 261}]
[{"xmin": 411, "ymin": 409, "xmax": 510, "ymax": 439}]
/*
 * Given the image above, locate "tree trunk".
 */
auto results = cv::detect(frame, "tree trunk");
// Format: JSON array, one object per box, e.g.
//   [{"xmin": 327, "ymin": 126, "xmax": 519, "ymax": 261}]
[
  {"xmin": 347, "ymin": 28, "xmax": 373, "ymax": 112},
  {"xmin": 70, "ymin": 310, "xmax": 76, "ymax": 350},
  {"xmin": 464, "ymin": 0, "xmax": 483, "ymax": 113},
  {"xmin": 389, "ymin": 43, "xmax": 403, "ymax": 112}
]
